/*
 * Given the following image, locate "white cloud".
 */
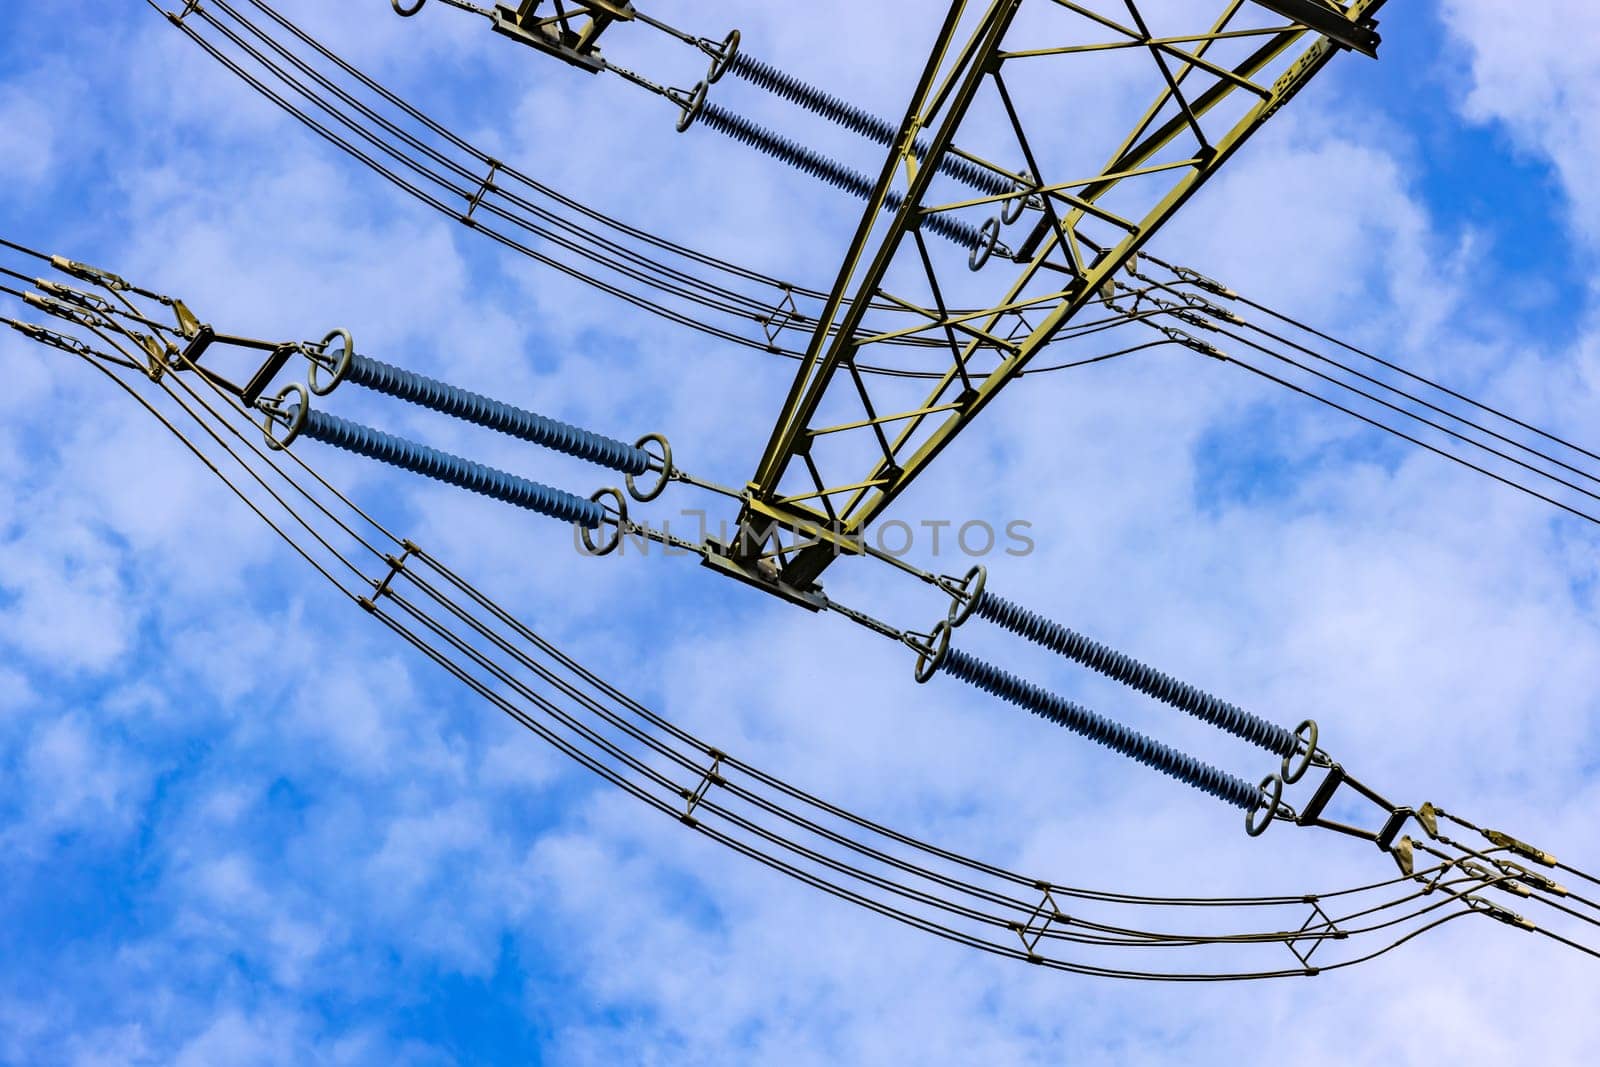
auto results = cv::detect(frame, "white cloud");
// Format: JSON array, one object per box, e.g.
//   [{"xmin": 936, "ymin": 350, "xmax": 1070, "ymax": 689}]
[
  {"xmin": 2, "ymin": 1, "xmax": 1599, "ymax": 1062},
  {"xmin": 10, "ymin": 714, "xmax": 145, "ymax": 849},
  {"xmin": 0, "ymin": 87, "xmax": 57, "ymax": 187},
  {"xmin": 1441, "ymin": 0, "xmax": 1600, "ymax": 244}
]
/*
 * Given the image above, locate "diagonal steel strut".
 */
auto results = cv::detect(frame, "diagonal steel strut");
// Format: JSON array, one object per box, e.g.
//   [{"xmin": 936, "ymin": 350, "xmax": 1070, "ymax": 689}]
[{"xmin": 735, "ymin": 0, "xmax": 1387, "ymax": 588}]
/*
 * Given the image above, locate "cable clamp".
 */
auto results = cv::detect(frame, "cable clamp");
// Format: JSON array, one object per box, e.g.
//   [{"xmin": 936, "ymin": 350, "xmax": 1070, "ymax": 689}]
[
  {"xmin": 360, "ymin": 540, "xmax": 420, "ymax": 613},
  {"xmin": 1171, "ymin": 264, "xmax": 1237, "ymax": 299},
  {"xmin": 905, "ymin": 621, "xmax": 952, "ymax": 684},
  {"xmin": 1494, "ymin": 860, "xmax": 1568, "ymax": 898},
  {"xmin": 1174, "ymin": 308, "xmax": 1217, "ymax": 332},
  {"xmin": 1482, "ymin": 827, "xmax": 1558, "ymax": 868},
  {"xmin": 1150, "ymin": 295, "xmax": 1223, "ymax": 333},
  {"xmin": 679, "ymin": 748, "xmax": 727, "ymax": 827},
  {"xmin": 1460, "ymin": 858, "xmax": 1532, "ymax": 898},
  {"xmin": 1009, "ymin": 884, "xmax": 1070, "ymax": 964},
  {"xmin": 23, "ymin": 290, "xmax": 99, "ymax": 331},
  {"xmin": 936, "ymin": 564, "xmax": 986, "ymax": 628},
  {"xmin": 697, "ymin": 29, "xmax": 741, "ymax": 83},
  {"xmin": 669, "ymin": 80, "xmax": 709, "ymax": 132},
  {"xmin": 1465, "ymin": 895, "xmax": 1536, "ymax": 932},
  {"xmin": 2, "ymin": 317, "xmax": 94, "ymax": 356},
  {"xmin": 257, "ymin": 382, "xmax": 309, "ymax": 451},
  {"xmin": 1161, "ymin": 326, "xmax": 1227, "ymax": 361},
  {"xmin": 1180, "ymin": 293, "xmax": 1244, "ymax": 325},
  {"xmin": 34, "ymin": 279, "xmax": 117, "ymax": 317}
]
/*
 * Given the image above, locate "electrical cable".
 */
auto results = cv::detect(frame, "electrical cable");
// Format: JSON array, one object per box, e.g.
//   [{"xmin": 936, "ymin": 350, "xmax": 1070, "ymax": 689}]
[
  {"xmin": 166, "ymin": 0, "xmax": 1131, "ymax": 380},
  {"xmin": 1130, "ymin": 265, "xmax": 1600, "ymax": 497},
  {"xmin": 1218, "ymin": 348, "xmax": 1600, "ymax": 529},
  {"xmin": 1145, "ymin": 250, "xmax": 1600, "ymax": 471},
  {"xmin": 9, "ymin": 267, "xmax": 1525, "ymax": 979},
  {"xmin": 1210, "ymin": 322, "xmax": 1600, "ymax": 513}
]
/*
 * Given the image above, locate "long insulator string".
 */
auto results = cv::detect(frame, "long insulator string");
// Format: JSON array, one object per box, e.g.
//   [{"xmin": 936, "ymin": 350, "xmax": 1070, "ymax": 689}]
[
  {"xmin": 340, "ymin": 352, "xmax": 650, "ymax": 475},
  {"xmin": 938, "ymin": 646, "xmax": 1262, "ymax": 811},
  {"xmin": 726, "ymin": 53, "xmax": 1013, "ymax": 198},
  {"xmin": 297, "ymin": 406, "xmax": 604, "ymax": 527},
  {"xmin": 697, "ymin": 101, "xmax": 986, "ymax": 250},
  {"xmin": 973, "ymin": 589, "xmax": 1298, "ymax": 758}
]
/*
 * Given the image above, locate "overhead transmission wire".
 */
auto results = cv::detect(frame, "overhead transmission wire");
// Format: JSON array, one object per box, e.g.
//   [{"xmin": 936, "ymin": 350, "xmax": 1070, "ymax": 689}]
[
  {"xmin": 1109, "ymin": 265, "xmax": 1600, "ymax": 532},
  {"xmin": 91, "ymin": 1, "xmax": 1600, "ymax": 966},
  {"xmin": 163, "ymin": 0, "xmax": 1116, "ymax": 378},
  {"xmin": 1216, "ymin": 328, "xmax": 1600, "ymax": 525},
  {"xmin": 6, "ymin": 258, "xmax": 1550, "ymax": 981},
  {"xmin": 612, "ymin": 0, "xmax": 1600, "ymax": 533},
  {"xmin": 169, "ymin": 0, "xmax": 1183, "ymax": 382},
  {"xmin": 1220, "ymin": 270, "xmax": 1600, "ymax": 472},
  {"xmin": 1154, "ymin": 266, "xmax": 1600, "ymax": 474},
  {"xmin": 117, "ymin": 367, "xmax": 1600, "ymax": 968},
  {"xmin": 13, "ymin": 250, "xmax": 1600, "ymax": 975},
  {"xmin": 182, "ymin": 0, "xmax": 1600, "ymax": 519},
  {"xmin": 245, "ymin": 0, "xmax": 839, "ymax": 301},
  {"xmin": 178, "ymin": 2, "xmax": 805, "ymax": 344},
  {"xmin": 675, "ymin": 10, "xmax": 1600, "ymax": 530},
  {"xmin": 176, "ymin": 0, "xmax": 859, "ymax": 352},
  {"xmin": 46, "ymin": 1, "xmax": 1600, "ymax": 523},
  {"xmin": 1133, "ymin": 262, "xmax": 1600, "ymax": 495}
]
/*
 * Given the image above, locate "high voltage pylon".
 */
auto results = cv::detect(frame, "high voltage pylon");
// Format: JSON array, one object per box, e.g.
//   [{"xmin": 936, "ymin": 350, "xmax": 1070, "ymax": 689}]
[
  {"xmin": 374, "ymin": 0, "xmax": 1392, "ymax": 589},
  {"xmin": 9, "ymin": 0, "xmax": 1600, "ymax": 978}
]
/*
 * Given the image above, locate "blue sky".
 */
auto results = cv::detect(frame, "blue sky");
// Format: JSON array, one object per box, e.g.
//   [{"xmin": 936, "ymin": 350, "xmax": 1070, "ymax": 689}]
[{"xmin": 2, "ymin": 2, "xmax": 1600, "ymax": 1064}]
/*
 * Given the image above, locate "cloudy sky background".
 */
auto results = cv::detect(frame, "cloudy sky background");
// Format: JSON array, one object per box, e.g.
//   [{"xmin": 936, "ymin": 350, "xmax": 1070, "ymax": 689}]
[{"xmin": 2, "ymin": 1, "xmax": 1599, "ymax": 1062}]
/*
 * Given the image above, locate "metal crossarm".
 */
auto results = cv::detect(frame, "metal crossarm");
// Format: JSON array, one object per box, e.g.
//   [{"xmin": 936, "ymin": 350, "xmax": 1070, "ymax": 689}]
[
  {"xmin": 1249, "ymin": 0, "xmax": 1381, "ymax": 57},
  {"xmin": 735, "ymin": 0, "xmax": 1387, "ymax": 587},
  {"xmin": 490, "ymin": 0, "xmax": 635, "ymax": 72}
]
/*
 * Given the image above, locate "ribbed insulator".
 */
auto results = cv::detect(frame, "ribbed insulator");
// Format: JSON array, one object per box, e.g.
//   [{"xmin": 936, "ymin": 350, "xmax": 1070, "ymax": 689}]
[
  {"xmin": 726, "ymin": 53, "xmax": 1014, "ymax": 199},
  {"xmin": 728, "ymin": 52, "xmax": 901, "ymax": 146},
  {"xmin": 973, "ymin": 590, "xmax": 1298, "ymax": 757},
  {"xmin": 940, "ymin": 646, "xmax": 1261, "ymax": 811},
  {"xmin": 343, "ymin": 353, "xmax": 649, "ymax": 476},
  {"xmin": 933, "ymin": 150, "xmax": 1014, "ymax": 198},
  {"xmin": 698, "ymin": 101, "xmax": 986, "ymax": 250},
  {"xmin": 299, "ymin": 407, "xmax": 603, "ymax": 528}
]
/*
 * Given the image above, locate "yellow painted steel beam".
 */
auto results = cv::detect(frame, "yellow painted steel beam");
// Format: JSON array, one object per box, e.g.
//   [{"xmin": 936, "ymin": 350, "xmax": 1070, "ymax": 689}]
[{"xmin": 737, "ymin": 0, "xmax": 1387, "ymax": 588}]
